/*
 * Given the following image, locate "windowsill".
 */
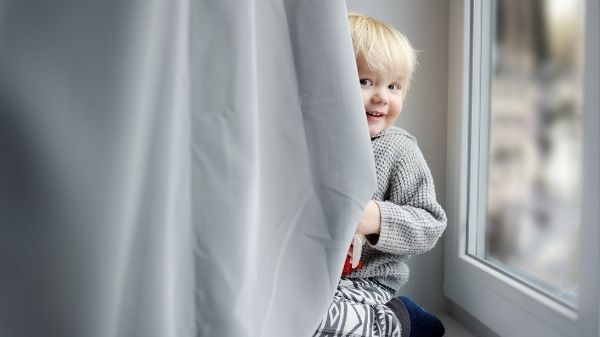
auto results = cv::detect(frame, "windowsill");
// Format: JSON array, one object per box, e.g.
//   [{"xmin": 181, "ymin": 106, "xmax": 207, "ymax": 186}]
[
  {"xmin": 434, "ymin": 311, "xmax": 476, "ymax": 337},
  {"xmin": 434, "ymin": 302, "xmax": 500, "ymax": 337}
]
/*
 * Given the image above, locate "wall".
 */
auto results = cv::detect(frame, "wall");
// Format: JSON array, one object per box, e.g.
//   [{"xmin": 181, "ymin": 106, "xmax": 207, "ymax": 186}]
[{"xmin": 345, "ymin": 0, "xmax": 450, "ymax": 312}]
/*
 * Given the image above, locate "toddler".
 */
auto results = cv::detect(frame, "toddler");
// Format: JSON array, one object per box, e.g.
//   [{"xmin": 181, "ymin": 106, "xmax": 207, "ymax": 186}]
[{"xmin": 313, "ymin": 13, "xmax": 447, "ymax": 337}]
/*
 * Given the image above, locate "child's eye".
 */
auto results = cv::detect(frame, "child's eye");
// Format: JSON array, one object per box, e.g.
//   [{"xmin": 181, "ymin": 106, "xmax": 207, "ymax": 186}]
[
  {"xmin": 359, "ymin": 79, "xmax": 373, "ymax": 86},
  {"xmin": 388, "ymin": 83, "xmax": 401, "ymax": 91}
]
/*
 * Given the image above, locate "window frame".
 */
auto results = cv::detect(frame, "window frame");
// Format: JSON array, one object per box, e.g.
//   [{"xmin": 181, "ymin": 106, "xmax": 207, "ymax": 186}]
[{"xmin": 443, "ymin": 1, "xmax": 600, "ymax": 336}]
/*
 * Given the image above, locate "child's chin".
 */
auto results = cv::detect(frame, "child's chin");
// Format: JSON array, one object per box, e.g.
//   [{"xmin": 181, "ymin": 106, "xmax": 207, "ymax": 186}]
[{"xmin": 368, "ymin": 126, "xmax": 382, "ymax": 137}]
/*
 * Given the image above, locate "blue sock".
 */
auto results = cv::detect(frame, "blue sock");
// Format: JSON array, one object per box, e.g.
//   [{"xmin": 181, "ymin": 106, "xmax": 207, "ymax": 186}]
[{"xmin": 399, "ymin": 296, "xmax": 445, "ymax": 337}]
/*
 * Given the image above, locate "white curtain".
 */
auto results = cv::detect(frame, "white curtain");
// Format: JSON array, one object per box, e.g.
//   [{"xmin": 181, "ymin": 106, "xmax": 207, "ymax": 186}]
[{"xmin": 0, "ymin": 1, "xmax": 376, "ymax": 336}]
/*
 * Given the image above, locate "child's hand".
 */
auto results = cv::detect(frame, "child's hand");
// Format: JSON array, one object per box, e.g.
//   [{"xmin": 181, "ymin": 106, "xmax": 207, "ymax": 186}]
[{"xmin": 356, "ymin": 200, "xmax": 381, "ymax": 235}]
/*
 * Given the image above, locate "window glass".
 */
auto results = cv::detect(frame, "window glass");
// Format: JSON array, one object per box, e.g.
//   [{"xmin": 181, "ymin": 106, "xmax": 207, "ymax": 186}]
[{"xmin": 479, "ymin": 0, "xmax": 585, "ymax": 306}]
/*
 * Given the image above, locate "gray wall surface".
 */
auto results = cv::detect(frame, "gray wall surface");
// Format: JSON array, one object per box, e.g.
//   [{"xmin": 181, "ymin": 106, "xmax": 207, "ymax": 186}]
[{"xmin": 346, "ymin": 0, "xmax": 450, "ymax": 312}]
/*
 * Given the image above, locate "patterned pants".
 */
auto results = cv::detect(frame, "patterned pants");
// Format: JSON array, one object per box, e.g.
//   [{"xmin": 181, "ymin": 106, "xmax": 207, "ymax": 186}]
[{"xmin": 313, "ymin": 278, "xmax": 402, "ymax": 337}]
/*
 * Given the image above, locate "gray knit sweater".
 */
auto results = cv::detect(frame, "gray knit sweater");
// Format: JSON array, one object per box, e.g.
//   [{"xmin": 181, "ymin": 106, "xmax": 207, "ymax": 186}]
[{"xmin": 348, "ymin": 126, "xmax": 447, "ymax": 293}]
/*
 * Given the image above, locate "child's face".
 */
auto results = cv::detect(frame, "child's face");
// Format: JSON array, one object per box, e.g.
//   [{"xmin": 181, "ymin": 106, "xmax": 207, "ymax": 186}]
[{"xmin": 357, "ymin": 63, "xmax": 404, "ymax": 137}]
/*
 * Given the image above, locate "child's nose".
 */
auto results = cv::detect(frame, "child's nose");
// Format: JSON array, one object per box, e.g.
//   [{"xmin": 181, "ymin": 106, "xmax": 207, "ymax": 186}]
[{"xmin": 371, "ymin": 90, "xmax": 389, "ymax": 104}]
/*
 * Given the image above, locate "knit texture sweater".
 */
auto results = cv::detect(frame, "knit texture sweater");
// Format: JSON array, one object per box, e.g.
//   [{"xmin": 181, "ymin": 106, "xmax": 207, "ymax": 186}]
[{"xmin": 348, "ymin": 126, "xmax": 447, "ymax": 293}]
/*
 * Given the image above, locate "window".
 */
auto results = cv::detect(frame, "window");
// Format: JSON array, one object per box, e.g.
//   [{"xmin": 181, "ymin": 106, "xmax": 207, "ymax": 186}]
[
  {"xmin": 470, "ymin": 0, "xmax": 585, "ymax": 307},
  {"xmin": 444, "ymin": 1, "xmax": 599, "ymax": 336}
]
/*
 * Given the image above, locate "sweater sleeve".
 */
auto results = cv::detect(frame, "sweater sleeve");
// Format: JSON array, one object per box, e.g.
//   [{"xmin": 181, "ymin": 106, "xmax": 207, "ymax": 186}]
[{"xmin": 366, "ymin": 140, "xmax": 447, "ymax": 255}]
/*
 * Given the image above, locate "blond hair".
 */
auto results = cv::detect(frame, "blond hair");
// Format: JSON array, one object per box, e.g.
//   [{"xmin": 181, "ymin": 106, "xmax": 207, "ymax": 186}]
[{"xmin": 348, "ymin": 13, "xmax": 417, "ymax": 95}]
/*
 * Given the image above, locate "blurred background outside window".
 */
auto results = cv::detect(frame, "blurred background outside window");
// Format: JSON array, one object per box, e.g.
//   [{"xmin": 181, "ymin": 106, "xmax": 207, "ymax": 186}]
[{"xmin": 476, "ymin": 0, "xmax": 585, "ymax": 307}]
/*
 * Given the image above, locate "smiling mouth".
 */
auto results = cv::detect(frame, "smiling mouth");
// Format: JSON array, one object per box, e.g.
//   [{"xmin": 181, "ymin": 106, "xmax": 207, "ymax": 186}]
[{"xmin": 366, "ymin": 111, "xmax": 384, "ymax": 117}]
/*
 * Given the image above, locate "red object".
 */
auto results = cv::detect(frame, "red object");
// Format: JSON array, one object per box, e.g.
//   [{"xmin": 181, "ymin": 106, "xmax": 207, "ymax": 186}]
[
  {"xmin": 342, "ymin": 255, "xmax": 352, "ymax": 275},
  {"xmin": 341, "ymin": 243, "xmax": 364, "ymax": 276}
]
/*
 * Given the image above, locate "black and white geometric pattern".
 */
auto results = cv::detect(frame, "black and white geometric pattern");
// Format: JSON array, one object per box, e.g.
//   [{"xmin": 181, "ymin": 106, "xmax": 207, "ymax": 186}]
[{"xmin": 313, "ymin": 278, "xmax": 402, "ymax": 337}]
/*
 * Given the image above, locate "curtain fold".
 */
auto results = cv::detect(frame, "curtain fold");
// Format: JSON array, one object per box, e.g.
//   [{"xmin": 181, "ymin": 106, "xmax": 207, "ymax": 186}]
[{"xmin": 0, "ymin": 1, "xmax": 376, "ymax": 336}]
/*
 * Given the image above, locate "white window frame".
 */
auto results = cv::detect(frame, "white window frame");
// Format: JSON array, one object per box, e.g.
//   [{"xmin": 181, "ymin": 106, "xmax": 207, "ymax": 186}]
[{"xmin": 443, "ymin": 1, "xmax": 600, "ymax": 336}]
